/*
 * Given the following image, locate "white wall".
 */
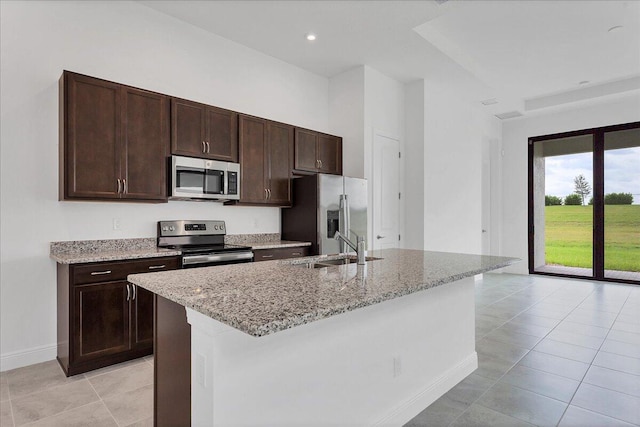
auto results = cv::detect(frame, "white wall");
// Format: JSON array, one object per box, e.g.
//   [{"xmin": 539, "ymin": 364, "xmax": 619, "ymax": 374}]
[
  {"xmin": 0, "ymin": 1, "xmax": 330, "ymax": 370},
  {"xmin": 501, "ymin": 93, "xmax": 640, "ymax": 274},
  {"xmin": 405, "ymin": 80, "xmax": 501, "ymax": 254},
  {"xmin": 363, "ymin": 66, "xmax": 406, "ymax": 248},
  {"xmin": 403, "ymin": 81, "xmax": 426, "ymax": 250},
  {"xmin": 329, "ymin": 66, "xmax": 405, "ymax": 248},
  {"xmin": 329, "ymin": 67, "xmax": 365, "ymax": 178}
]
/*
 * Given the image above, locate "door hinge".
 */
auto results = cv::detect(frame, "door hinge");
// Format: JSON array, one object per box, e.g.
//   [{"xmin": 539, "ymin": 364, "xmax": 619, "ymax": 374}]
[
  {"xmin": 398, "ymin": 234, "xmax": 401, "ymax": 241},
  {"xmin": 398, "ymin": 192, "xmax": 401, "ymax": 200},
  {"xmin": 399, "ymin": 152, "xmax": 401, "ymax": 159}
]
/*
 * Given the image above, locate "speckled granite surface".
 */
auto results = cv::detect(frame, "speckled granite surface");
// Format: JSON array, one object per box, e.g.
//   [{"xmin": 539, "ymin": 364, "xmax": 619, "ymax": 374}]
[
  {"xmin": 50, "ymin": 238, "xmax": 180, "ymax": 264},
  {"xmin": 128, "ymin": 249, "xmax": 519, "ymax": 337},
  {"xmin": 225, "ymin": 233, "xmax": 310, "ymax": 249},
  {"xmin": 225, "ymin": 233, "xmax": 281, "ymax": 245},
  {"xmin": 248, "ymin": 240, "xmax": 312, "ymax": 250}
]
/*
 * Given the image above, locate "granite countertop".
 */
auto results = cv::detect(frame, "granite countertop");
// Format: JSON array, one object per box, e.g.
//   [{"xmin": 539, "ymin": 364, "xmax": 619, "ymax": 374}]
[
  {"xmin": 50, "ymin": 238, "xmax": 181, "ymax": 264},
  {"xmin": 249, "ymin": 240, "xmax": 312, "ymax": 250},
  {"xmin": 50, "ymin": 235, "xmax": 311, "ymax": 264},
  {"xmin": 128, "ymin": 249, "xmax": 519, "ymax": 337}
]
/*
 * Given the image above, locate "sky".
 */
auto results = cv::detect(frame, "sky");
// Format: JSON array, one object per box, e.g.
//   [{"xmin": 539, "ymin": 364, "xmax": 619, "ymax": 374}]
[{"xmin": 545, "ymin": 147, "xmax": 640, "ymax": 204}]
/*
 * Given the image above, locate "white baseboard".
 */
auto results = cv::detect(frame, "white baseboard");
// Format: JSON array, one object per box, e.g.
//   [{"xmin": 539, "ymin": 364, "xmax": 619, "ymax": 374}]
[
  {"xmin": 1, "ymin": 343, "xmax": 57, "ymax": 372},
  {"xmin": 375, "ymin": 352, "xmax": 478, "ymax": 426}
]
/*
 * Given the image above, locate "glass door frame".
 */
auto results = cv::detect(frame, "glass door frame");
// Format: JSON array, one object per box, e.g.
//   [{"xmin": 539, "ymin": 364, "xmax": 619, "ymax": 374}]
[{"xmin": 528, "ymin": 121, "xmax": 640, "ymax": 285}]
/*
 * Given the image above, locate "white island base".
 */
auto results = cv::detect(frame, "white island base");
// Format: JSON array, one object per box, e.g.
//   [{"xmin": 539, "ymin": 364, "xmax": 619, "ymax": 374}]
[{"xmin": 186, "ymin": 276, "xmax": 476, "ymax": 426}]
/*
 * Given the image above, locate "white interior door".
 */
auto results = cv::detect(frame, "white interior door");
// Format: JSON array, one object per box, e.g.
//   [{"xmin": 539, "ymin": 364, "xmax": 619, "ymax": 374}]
[{"xmin": 372, "ymin": 132, "xmax": 399, "ymax": 250}]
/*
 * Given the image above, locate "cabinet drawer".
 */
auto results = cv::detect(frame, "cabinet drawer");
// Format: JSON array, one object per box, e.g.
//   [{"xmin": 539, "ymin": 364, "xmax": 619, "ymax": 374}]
[
  {"xmin": 253, "ymin": 247, "xmax": 310, "ymax": 262},
  {"xmin": 72, "ymin": 256, "xmax": 180, "ymax": 285}
]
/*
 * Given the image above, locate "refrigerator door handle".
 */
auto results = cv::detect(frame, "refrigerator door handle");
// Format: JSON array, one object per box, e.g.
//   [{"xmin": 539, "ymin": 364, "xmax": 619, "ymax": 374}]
[{"xmin": 339, "ymin": 194, "xmax": 350, "ymax": 252}]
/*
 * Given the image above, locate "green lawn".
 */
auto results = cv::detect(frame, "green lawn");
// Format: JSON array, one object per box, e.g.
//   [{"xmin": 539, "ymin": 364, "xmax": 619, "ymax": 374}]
[{"xmin": 545, "ymin": 205, "xmax": 640, "ymax": 272}]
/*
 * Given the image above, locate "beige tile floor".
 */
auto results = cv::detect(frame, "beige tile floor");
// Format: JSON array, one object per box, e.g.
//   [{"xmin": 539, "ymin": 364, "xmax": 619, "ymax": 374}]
[
  {"xmin": 0, "ymin": 356, "xmax": 153, "ymax": 427},
  {"xmin": 1, "ymin": 273, "xmax": 638, "ymax": 426}
]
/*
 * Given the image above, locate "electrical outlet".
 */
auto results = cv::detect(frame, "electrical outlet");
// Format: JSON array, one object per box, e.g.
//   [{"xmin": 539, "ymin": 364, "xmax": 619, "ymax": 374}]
[
  {"xmin": 112, "ymin": 218, "xmax": 121, "ymax": 231},
  {"xmin": 393, "ymin": 356, "xmax": 402, "ymax": 378}
]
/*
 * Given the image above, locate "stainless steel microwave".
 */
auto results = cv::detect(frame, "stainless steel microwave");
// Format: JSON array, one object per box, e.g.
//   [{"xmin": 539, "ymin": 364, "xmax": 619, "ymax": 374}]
[{"xmin": 171, "ymin": 155, "xmax": 240, "ymax": 201}]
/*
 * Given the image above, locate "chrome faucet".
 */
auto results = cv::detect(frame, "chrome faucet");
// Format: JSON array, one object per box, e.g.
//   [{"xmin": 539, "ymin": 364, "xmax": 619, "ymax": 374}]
[{"xmin": 333, "ymin": 231, "xmax": 366, "ymax": 265}]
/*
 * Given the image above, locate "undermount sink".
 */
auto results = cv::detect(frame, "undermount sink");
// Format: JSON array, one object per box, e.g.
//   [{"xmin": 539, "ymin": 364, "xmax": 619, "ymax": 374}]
[{"xmin": 297, "ymin": 256, "xmax": 383, "ymax": 269}]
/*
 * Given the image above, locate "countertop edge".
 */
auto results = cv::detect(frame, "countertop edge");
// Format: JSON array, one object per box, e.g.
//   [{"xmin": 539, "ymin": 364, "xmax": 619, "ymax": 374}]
[
  {"xmin": 129, "ymin": 254, "xmax": 519, "ymax": 338},
  {"xmin": 51, "ymin": 250, "xmax": 182, "ymax": 264}
]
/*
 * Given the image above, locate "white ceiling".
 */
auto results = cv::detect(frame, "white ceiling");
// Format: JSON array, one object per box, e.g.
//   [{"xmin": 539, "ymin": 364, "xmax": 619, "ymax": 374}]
[{"xmin": 140, "ymin": 0, "xmax": 640, "ymax": 117}]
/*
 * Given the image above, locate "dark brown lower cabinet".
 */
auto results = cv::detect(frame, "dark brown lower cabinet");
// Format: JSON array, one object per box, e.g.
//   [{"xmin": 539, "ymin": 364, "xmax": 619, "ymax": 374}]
[
  {"xmin": 57, "ymin": 256, "xmax": 180, "ymax": 376},
  {"xmin": 154, "ymin": 294, "xmax": 191, "ymax": 427}
]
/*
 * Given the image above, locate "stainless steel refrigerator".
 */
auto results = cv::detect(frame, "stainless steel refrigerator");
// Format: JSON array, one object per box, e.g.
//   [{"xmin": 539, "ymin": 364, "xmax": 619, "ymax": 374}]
[{"xmin": 282, "ymin": 174, "xmax": 367, "ymax": 255}]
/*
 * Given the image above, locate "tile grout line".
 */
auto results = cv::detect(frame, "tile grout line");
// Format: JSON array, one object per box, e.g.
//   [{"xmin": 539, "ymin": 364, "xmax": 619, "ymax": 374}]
[
  {"xmin": 85, "ymin": 370, "xmax": 122, "ymax": 427},
  {"xmin": 562, "ymin": 289, "xmax": 638, "ymax": 426},
  {"xmin": 448, "ymin": 278, "xmax": 579, "ymax": 426},
  {"xmin": 455, "ymin": 278, "xmax": 600, "ymax": 427}
]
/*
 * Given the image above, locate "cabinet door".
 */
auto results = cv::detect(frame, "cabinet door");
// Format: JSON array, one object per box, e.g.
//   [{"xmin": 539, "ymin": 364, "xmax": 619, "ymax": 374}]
[
  {"xmin": 171, "ymin": 98, "xmax": 206, "ymax": 158},
  {"xmin": 131, "ymin": 285, "xmax": 153, "ymax": 350},
  {"xmin": 239, "ymin": 115, "xmax": 268, "ymax": 203},
  {"xmin": 122, "ymin": 87, "xmax": 169, "ymax": 201},
  {"xmin": 317, "ymin": 134, "xmax": 342, "ymax": 175},
  {"xmin": 72, "ymin": 281, "xmax": 131, "ymax": 363},
  {"xmin": 267, "ymin": 122, "xmax": 293, "ymax": 205},
  {"xmin": 206, "ymin": 107, "xmax": 238, "ymax": 162},
  {"xmin": 63, "ymin": 72, "xmax": 121, "ymax": 199},
  {"xmin": 294, "ymin": 128, "xmax": 318, "ymax": 172}
]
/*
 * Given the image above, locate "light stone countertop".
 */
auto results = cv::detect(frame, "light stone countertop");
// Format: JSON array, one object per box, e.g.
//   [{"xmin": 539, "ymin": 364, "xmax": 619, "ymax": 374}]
[
  {"xmin": 50, "ymin": 238, "xmax": 181, "ymax": 264},
  {"xmin": 49, "ymin": 236, "xmax": 311, "ymax": 264},
  {"xmin": 128, "ymin": 249, "xmax": 519, "ymax": 337},
  {"xmin": 249, "ymin": 240, "xmax": 312, "ymax": 250}
]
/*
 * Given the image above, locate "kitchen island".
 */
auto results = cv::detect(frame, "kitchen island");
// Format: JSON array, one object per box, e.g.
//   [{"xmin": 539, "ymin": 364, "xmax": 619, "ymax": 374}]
[{"xmin": 129, "ymin": 249, "xmax": 518, "ymax": 426}]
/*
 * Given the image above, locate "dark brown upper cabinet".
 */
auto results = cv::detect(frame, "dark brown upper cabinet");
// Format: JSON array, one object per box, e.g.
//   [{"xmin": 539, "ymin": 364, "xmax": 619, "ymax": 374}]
[
  {"xmin": 238, "ymin": 115, "xmax": 293, "ymax": 206},
  {"xmin": 294, "ymin": 128, "xmax": 342, "ymax": 175},
  {"xmin": 60, "ymin": 71, "xmax": 169, "ymax": 202},
  {"xmin": 171, "ymin": 98, "xmax": 238, "ymax": 162}
]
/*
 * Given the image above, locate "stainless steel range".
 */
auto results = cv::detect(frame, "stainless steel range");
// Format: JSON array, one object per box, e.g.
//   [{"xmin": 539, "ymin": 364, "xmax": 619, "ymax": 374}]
[{"xmin": 157, "ymin": 220, "xmax": 253, "ymax": 268}]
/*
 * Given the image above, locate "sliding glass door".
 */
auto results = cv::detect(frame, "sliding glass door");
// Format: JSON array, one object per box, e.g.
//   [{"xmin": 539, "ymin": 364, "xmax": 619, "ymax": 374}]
[{"xmin": 529, "ymin": 122, "xmax": 639, "ymax": 284}]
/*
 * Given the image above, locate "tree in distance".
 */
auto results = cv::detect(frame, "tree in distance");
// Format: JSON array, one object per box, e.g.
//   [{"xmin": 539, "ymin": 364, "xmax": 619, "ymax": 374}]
[
  {"xmin": 565, "ymin": 193, "xmax": 583, "ymax": 205},
  {"xmin": 605, "ymin": 192, "xmax": 634, "ymax": 205},
  {"xmin": 545, "ymin": 195, "xmax": 563, "ymax": 206},
  {"xmin": 573, "ymin": 174, "xmax": 591, "ymax": 206}
]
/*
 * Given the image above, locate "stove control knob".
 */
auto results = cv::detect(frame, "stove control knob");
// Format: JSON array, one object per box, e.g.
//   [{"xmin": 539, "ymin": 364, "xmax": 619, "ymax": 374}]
[
  {"xmin": 214, "ymin": 225, "xmax": 219, "ymax": 230},
  {"xmin": 169, "ymin": 226, "xmax": 175, "ymax": 231}
]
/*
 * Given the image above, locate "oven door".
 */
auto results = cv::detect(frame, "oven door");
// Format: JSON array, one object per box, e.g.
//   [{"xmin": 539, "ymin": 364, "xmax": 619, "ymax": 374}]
[{"xmin": 182, "ymin": 251, "xmax": 254, "ymax": 268}]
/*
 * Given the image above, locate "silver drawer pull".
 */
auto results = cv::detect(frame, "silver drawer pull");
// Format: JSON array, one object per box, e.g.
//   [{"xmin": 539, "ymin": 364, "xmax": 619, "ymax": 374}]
[
  {"xmin": 90, "ymin": 270, "xmax": 112, "ymax": 276},
  {"xmin": 261, "ymin": 255, "xmax": 274, "ymax": 258},
  {"xmin": 292, "ymin": 252, "xmax": 302, "ymax": 256},
  {"xmin": 148, "ymin": 265, "xmax": 166, "ymax": 270}
]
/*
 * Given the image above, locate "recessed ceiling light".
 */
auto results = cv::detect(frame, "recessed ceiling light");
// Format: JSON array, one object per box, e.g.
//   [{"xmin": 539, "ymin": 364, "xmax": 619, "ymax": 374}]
[
  {"xmin": 306, "ymin": 33, "xmax": 317, "ymax": 41},
  {"xmin": 579, "ymin": 80, "xmax": 590, "ymax": 85},
  {"xmin": 608, "ymin": 25, "xmax": 623, "ymax": 33}
]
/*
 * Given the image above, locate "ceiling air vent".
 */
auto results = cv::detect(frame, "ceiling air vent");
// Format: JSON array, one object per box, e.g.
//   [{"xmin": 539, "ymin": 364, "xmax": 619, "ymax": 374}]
[
  {"xmin": 481, "ymin": 98, "xmax": 498, "ymax": 106},
  {"xmin": 495, "ymin": 111, "xmax": 523, "ymax": 120}
]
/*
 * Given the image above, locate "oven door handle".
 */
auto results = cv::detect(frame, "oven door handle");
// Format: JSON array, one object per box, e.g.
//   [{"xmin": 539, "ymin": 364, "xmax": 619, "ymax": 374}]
[{"xmin": 182, "ymin": 252, "xmax": 254, "ymax": 266}]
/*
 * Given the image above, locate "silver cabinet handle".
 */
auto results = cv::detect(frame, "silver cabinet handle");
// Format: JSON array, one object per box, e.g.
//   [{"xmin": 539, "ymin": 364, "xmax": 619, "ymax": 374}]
[
  {"xmin": 90, "ymin": 270, "xmax": 112, "ymax": 276},
  {"xmin": 206, "ymin": 141, "xmax": 210, "ymax": 153},
  {"xmin": 117, "ymin": 179, "xmax": 121, "ymax": 194},
  {"xmin": 261, "ymin": 254, "xmax": 274, "ymax": 258},
  {"xmin": 376, "ymin": 235, "xmax": 385, "ymax": 239},
  {"xmin": 316, "ymin": 159, "xmax": 320, "ymax": 168},
  {"xmin": 202, "ymin": 141, "xmax": 206, "ymax": 153},
  {"xmin": 267, "ymin": 189, "xmax": 271, "ymax": 200},
  {"xmin": 126, "ymin": 284, "xmax": 130, "ymax": 301},
  {"xmin": 292, "ymin": 252, "xmax": 301, "ymax": 256},
  {"xmin": 122, "ymin": 179, "xmax": 127, "ymax": 194},
  {"xmin": 148, "ymin": 265, "xmax": 166, "ymax": 270},
  {"xmin": 264, "ymin": 188, "xmax": 268, "ymax": 199},
  {"xmin": 319, "ymin": 160, "xmax": 323, "ymax": 169},
  {"xmin": 132, "ymin": 284, "xmax": 136, "ymax": 300}
]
